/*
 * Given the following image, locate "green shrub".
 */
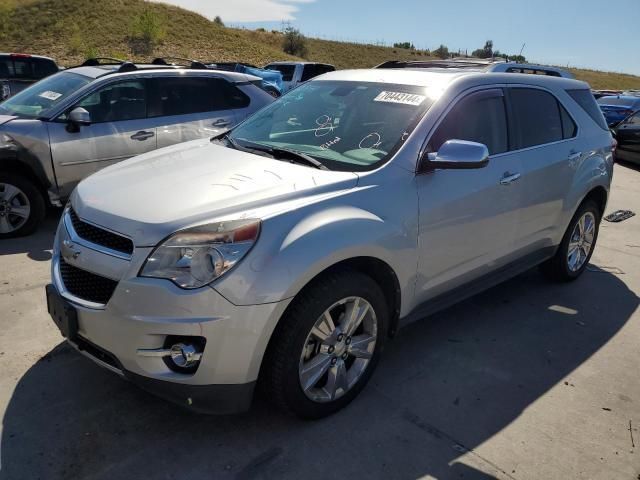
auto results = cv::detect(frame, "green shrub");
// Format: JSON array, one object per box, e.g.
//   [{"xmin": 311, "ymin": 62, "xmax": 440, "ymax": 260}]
[
  {"xmin": 129, "ymin": 7, "xmax": 165, "ymax": 53},
  {"xmin": 282, "ymin": 26, "xmax": 307, "ymax": 57}
]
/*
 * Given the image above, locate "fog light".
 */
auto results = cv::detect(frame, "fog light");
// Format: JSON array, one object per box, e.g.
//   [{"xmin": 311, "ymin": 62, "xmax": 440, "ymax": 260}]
[{"xmin": 170, "ymin": 343, "xmax": 201, "ymax": 368}]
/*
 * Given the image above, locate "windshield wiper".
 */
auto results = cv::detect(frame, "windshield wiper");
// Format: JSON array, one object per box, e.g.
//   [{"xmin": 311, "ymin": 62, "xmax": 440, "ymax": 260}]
[
  {"xmin": 212, "ymin": 134, "xmax": 328, "ymax": 170},
  {"xmin": 269, "ymin": 146, "xmax": 328, "ymax": 170}
]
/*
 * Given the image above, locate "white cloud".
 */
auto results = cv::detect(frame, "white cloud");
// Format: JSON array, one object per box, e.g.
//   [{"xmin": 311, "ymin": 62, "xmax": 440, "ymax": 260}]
[{"xmin": 149, "ymin": 0, "xmax": 316, "ymax": 22}]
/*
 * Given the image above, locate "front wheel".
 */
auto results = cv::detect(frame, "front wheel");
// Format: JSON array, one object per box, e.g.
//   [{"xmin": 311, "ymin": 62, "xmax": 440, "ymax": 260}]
[
  {"xmin": 540, "ymin": 200, "xmax": 601, "ymax": 281},
  {"xmin": 262, "ymin": 270, "xmax": 388, "ymax": 419},
  {"xmin": 0, "ymin": 173, "xmax": 46, "ymax": 239}
]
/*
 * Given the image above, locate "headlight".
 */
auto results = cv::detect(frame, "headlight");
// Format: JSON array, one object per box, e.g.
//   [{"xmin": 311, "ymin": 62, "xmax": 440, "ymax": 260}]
[{"xmin": 140, "ymin": 219, "xmax": 261, "ymax": 289}]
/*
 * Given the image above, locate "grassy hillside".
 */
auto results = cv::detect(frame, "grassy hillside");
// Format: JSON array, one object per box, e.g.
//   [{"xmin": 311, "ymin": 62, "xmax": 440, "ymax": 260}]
[{"xmin": 0, "ymin": 0, "xmax": 638, "ymax": 90}]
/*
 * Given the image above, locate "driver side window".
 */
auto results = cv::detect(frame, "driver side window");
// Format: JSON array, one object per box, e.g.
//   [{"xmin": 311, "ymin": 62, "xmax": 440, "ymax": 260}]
[
  {"xmin": 74, "ymin": 80, "xmax": 147, "ymax": 123},
  {"xmin": 428, "ymin": 89, "xmax": 508, "ymax": 155}
]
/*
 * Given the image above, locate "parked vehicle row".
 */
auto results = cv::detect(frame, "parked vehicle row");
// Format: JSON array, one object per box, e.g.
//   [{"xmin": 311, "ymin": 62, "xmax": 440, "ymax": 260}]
[
  {"xmin": 44, "ymin": 66, "xmax": 614, "ymax": 418},
  {"xmin": 597, "ymin": 94, "xmax": 640, "ymax": 127},
  {"xmin": 0, "ymin": 57, "xmax": 275, "ymax": 237}
]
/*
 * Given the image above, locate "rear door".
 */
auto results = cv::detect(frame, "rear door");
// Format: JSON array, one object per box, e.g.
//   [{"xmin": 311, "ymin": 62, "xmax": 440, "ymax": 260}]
[
  {"xmin": 48, "ymin": 78, "xmax": 155, "ymax": 197},
  {"xmin": 149, "ymin": 76, "xmax": 243, "ymax": 148},
  {"xmin": 506, "ymin": 86, "xmax": 579, "ymax": 254},
  {"xmin": 616, "ymin": 111, "xmax": 640, "ymax": 160}
]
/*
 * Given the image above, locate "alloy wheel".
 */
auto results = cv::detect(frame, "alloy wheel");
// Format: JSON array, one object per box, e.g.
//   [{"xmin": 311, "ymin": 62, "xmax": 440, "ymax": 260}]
[
  {"xmin": 0, "ymin": 182, "xmax": 31, "ymax": 234},
  {"xmin": 567, "ymin": 211, "xmax": 596, "ymax": 272},
  {"xmin": 298, "ymin": 296, "xmax": 378, "ymax": 403}
]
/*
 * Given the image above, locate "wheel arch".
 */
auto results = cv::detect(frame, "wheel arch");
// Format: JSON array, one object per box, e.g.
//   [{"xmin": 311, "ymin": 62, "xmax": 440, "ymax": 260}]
[
  {"xmin": 0, "ymin": 158, "xmax": 49, "ymax": 200},
  {"xmin": 257, "ymin": 255, "xmax": 402, "ymax": 392},
  {"xmin": 582, "ymin": 185, "xmax": 608, "ymax": 217}
]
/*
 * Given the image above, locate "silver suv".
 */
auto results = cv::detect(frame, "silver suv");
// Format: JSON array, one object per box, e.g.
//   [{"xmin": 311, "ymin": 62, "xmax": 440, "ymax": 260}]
[
  {"xmin": 46, "ymin": 69, "xmax": 613, "ymax": 419},
  {"xmin": 0, "ymin": 59, "xmax": 274, "ymax": 237}
]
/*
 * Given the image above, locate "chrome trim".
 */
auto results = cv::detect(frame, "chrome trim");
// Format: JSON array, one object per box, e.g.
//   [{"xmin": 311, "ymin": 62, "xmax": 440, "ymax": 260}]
[
  {"xmin": 59, "ymin": 154, "xmax": 130, "ymax": 166},
  {"xmin": 64, "ymin": 209, "xmax": 133, "ymax": 261},
  {"xmin": 136, "ymin": 347, "xmax": 203, "ymax": 361},
  {"xmin": 52, "ymin": 254, "xmax": 107, "ymax": 310},
  {"xmin": 67, "ymin": 339, "xmax": 125, "ymax": 377}
]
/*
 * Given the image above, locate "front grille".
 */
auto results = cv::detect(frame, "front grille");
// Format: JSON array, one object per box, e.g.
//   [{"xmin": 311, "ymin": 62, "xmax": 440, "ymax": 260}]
[
  {"xmin": 69, "ymin": 209, "xmax": 134, "ymax": 255},
  {"xmin": 59, "ymin": 258, "xmax": 118, "ymax": 305}
]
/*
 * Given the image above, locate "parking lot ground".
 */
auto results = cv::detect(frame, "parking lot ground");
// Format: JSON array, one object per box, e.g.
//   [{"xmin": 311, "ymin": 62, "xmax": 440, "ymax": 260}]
[{"xmin": 0, "ymin": 163, "xmax": 639, "ymax": 480}]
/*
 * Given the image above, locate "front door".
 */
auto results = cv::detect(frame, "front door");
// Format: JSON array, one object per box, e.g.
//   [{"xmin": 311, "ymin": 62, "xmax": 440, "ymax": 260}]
[
  {"xmin": 415, "ymin": 87, "xmax": 523, "ymax": 304},
  {"xmin": 48, "ymin": 79, "xmax": 155, "ymax": 197}
]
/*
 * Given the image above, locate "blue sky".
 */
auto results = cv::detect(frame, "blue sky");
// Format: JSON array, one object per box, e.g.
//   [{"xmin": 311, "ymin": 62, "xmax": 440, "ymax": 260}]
[{"xmin": 152, "ymin": 0, "xmax": 640, "ymax": 75}]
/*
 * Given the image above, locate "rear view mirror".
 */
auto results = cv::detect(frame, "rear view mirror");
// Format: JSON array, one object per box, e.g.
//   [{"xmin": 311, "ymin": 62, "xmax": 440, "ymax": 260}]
[
  {"xmin": 68, "ymin": 107, "xmax": 91, "ymax": 126},
  {"xmin": 422, "ymin": 139, "xmax": 489, "ymax": 171}
]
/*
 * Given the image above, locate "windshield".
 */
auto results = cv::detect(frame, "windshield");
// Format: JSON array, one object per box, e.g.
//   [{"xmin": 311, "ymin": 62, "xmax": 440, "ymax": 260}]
[
  {"xmin": 0, "ymin": 71, "xmax": 91, "ymax": 118},
  {"xmin": 229, "ymin": 80, "xmax": 433, "ymax": 171},
  {"xmin": 265, "ymin": 64, "xmax": 296, "ymax": 82}
]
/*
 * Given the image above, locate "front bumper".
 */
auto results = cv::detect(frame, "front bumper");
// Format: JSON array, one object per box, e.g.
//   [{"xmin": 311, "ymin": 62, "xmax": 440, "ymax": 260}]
[{"xmin": 50, "ymin": 210, "xmax": 291, "ymax": 413}]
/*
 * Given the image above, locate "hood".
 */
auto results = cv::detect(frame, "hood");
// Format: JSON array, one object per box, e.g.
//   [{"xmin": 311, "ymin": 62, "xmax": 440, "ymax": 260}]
[
  {"xmin": 74, "ymin": 139, "xmax": 359, "ymax": 246},
  {"xmin": 0, "ymin": 115, "xmax": 17, "ymax": 126}
]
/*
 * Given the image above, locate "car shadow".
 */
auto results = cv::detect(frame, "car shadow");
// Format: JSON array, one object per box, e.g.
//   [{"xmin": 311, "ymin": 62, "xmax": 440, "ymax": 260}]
[
  {"xmin": 0, "ymin": 208, "xmax": 61, "ymax": 261},
  {"xmin": 1, "ymin": 267, "xmax": 637, "ymax": 480}
]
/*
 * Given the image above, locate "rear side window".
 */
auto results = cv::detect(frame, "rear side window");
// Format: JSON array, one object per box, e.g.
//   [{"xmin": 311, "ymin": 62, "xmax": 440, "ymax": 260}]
[
  {"xmin": 32, "ymin": 58, "xmax": 58, "ymax": 79},
  {"xmin": 428, "ymin": 89, "xmax": 508, "ymax": 155},
  {"xmin": 149, "ymin": 77, "xmax": 249, "ymax": 117},
  {"xmin": 568, "ymin": 89, "xmax": 608, "ymax": 130},
  {"xmin": 560, "ymin": 103, "xmax": 577, "ymax": 139},
  {"xmin": 300, "ymin": 65, "xmax": 317, "ymax": 82},
  {"xmin": 510, "ymin": 88, "xmax": 563, "ymax": 148},
  {"xmin": 0, "ymin": 57, "xmax": 57, "ymax": 80},
  {"xmin": 266, "ymin": 64, "xmax": 295, "ymax": 82}
]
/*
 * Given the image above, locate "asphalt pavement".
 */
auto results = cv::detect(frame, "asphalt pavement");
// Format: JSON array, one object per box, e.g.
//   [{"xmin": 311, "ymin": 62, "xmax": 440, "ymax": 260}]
[{"xmin": 0, "ymin": 162, "xmax": 639, "ymax": 480}]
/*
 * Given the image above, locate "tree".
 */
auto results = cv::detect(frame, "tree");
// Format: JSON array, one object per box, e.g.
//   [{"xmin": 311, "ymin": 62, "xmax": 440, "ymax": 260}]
[
  {"xmin": 433, "ymin": 44, "xmax": 449, "ymax": 59},
  {"xmin": 393, "ymin": 42, "xmax": 415, "ymax": 50},
  {"xmin": 472, "ymin": 40, "xmax": 494, "ymax": 58},
  {"xmin": 282, "ymin": 26, "xmax": 307, "ymax": 57},
  {"xmin": 213, "ymin": 16, "xmax": 224, "ymax": 27}
]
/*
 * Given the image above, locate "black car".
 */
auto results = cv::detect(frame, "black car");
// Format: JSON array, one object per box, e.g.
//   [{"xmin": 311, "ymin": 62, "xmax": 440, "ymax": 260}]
[
  {"xmin": 613, "ymin": 110, "xmax": 640, "ymax": 164},
  {"xmin": 0, "ymin": 53, "xmax": 60, "ymax": 101}
]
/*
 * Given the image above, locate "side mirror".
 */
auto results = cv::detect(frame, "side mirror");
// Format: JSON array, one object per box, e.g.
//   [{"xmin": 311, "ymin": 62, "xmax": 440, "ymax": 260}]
[
  {"xmin": 68, "ymin": 107, "xmax": 91, "ymax": 127},
  {"xmin": 421, "ymin": 139, "xmax": 489, "ymax": 171}
]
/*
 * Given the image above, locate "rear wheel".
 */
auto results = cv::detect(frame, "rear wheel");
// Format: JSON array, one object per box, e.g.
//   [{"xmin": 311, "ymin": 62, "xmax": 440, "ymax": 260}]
[
  {"xmin": 262, "ymin": 270, "xmax": 388, "ymax": 419},
  {"xmin": 0, "ymin": 172, "xmax": 46, "ymax": 238},
  {"xmin": 540, "ymin": 200, "xmax": 601, "ymax": 281}
]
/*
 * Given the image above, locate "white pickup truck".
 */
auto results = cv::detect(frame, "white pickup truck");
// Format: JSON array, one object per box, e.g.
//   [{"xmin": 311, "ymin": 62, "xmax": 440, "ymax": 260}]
[{"xmin": 264, "ymin": 61, "xmax": 335, "ymax": 93}]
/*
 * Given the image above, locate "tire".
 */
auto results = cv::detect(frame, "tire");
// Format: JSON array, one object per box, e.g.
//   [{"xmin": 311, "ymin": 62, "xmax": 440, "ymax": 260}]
[
  {"xmin": 540, "ymin": 199, "xmax": 601, "ymax": 281},
  {"xmin": 262, "ymin": 269, "xmax": 388, "ymax": 419},
  {"xmin": 0, "ymin": 172, "xmax": 46, "ymax": 239}
]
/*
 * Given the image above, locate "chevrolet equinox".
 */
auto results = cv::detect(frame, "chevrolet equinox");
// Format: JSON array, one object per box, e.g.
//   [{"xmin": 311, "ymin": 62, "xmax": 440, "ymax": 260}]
[{"xmin": 46, "ymin": 69, "xmax": 614, "ymax": 419}]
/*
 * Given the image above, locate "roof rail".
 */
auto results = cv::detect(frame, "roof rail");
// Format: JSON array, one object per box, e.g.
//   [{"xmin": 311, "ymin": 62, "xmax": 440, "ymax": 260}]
[
  {"xmin": 81, "ymin": 57, "xmax": 127, "ymax": 66},
  {"xmin": 151, "ymin": 57, "xmax": 208, "ymax": 70}
]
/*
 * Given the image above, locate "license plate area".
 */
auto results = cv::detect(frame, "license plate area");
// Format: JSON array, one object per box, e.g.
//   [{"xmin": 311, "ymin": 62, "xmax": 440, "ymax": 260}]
[{"xmin": 46, "ymin": 284, "xmax": 78, "ymax": 340}]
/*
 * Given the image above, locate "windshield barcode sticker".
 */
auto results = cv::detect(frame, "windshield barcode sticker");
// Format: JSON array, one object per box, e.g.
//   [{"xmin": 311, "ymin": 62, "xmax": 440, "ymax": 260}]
[
  {"xmin": 374, "ymin": 91, "xmax": 426, "ymax": 106},
  {"xmin": 39, "ymin": 91, "xmax": 63, "ymax": 101}
]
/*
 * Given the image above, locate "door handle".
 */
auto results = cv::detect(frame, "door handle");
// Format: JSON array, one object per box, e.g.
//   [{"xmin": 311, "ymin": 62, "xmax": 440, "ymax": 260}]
[
  {"xmin": 212, "ymin": 119, "xmax": 231, "ymax": 128},
  {"xmin": 500, "ymin": 172, "xmax": 521, "ymax": 185},
  {"xmin": 567, "ymin": 151, "xmax": 581, "ymax": 162},
  {"xmin": 131, "ymin": 131, "xmax": 155, "ymax": 141}
]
